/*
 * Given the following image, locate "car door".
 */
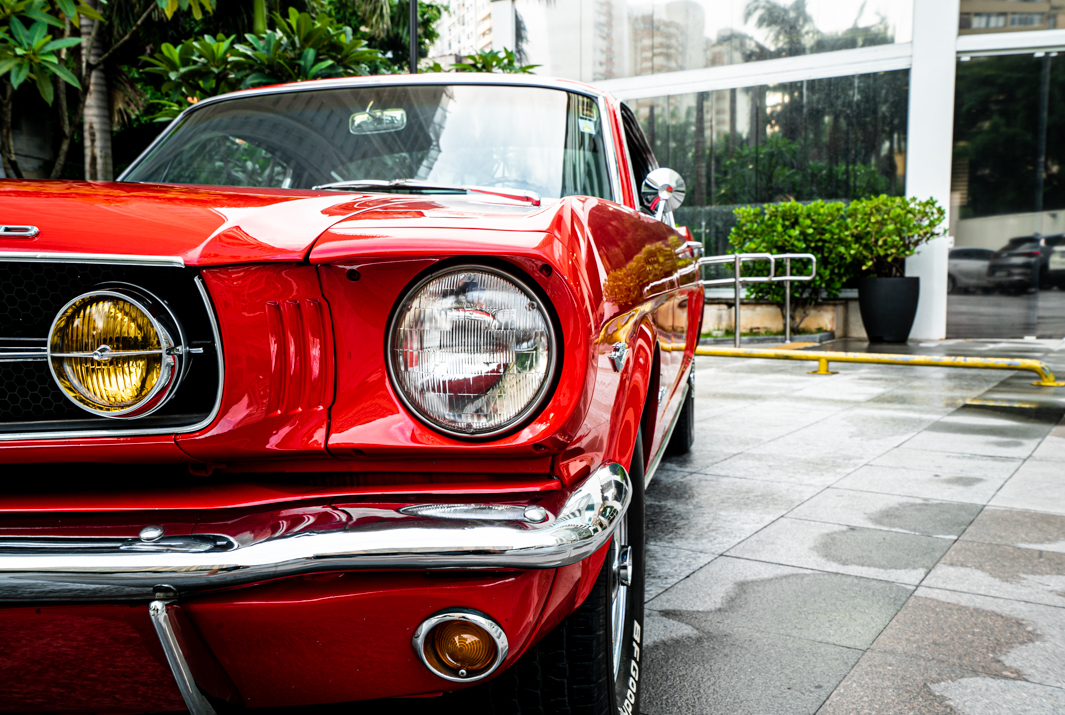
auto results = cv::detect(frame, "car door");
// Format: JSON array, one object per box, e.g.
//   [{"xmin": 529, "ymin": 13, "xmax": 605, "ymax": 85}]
[{"xmin": 619, "ymin": 104, "xmax": 686, "ymax": 419}]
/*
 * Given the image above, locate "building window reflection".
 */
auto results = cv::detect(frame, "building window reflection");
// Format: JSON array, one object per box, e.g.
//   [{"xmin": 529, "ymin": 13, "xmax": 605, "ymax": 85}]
[
  {"xmin": 506, "ymin": 0, "xmax": 911, "ymax": 83},
  {"xmin": 626, "ymin": 69, "xmax": 908, "ymax": 256},
  {"xmin": 959, "ymin": 0, "xmax": 1065, "ymax": 35}
]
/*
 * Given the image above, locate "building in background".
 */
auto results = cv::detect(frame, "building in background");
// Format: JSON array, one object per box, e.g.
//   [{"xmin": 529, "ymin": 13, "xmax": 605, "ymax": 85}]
[
  {"xmin": 428, "ymin": 0, "xmax": 494, "ymax": 59},
  {"xmin": 487, "ymin": 0, "xmax": 1061, "ymax": 340},
  {"xmin": 959, "ymin": 0, "xmax": 1065, "ymax": 33}
]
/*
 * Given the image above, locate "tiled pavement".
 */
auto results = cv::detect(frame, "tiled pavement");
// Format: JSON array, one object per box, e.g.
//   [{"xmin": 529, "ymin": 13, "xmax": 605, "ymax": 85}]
[{"xmin": 643, "ymin": 339, "xmax": 1065, "ymax": 715}]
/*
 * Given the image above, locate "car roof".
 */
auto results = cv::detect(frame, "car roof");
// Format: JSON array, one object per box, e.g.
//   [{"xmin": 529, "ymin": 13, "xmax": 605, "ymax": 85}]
[{"xmin": 191, "ymin": 73, "xmax": 611, "ymax": 114}]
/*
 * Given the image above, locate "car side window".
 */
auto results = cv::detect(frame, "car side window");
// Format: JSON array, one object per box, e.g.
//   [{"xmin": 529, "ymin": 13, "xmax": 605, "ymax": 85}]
[{"xmin": 620, "ymin": 104, "xmax": 657, "ymax": 210}]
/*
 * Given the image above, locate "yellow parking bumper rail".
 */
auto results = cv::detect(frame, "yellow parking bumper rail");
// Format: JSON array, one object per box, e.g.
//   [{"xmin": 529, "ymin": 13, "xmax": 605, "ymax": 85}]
[{"xmin": 694, "ymin": 346, "xmax": 1065, "ymax": 387}]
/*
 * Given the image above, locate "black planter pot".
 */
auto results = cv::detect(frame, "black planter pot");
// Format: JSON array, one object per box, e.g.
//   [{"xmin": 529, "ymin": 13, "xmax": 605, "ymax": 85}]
[{"xmin": 858, "ymin": 276, "xmax": 920, "ymax": 343}]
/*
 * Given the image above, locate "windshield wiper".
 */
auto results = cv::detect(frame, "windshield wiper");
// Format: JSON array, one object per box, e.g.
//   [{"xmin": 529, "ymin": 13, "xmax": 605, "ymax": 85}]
[{"xmin": 310, "ymin": 179, "xmax": 541, "ymax": 206}]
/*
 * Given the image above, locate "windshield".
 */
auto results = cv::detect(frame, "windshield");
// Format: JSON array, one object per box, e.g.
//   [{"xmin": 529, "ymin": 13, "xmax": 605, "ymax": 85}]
[{"xmin": 122, "ymin": 84, "xmax": 614, "ymax": 201}]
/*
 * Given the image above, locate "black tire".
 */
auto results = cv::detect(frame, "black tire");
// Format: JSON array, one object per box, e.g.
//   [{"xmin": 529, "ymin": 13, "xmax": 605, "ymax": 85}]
[
  {"xmin": 947, "ymin": 274, "xmax": 956, "ymax": 294},
  {"xmin": 665, "ymin": 368, "xmax": 695, "ymax": 457},
  {"xmin": 456, "ymin": 435, "xmax": 647, "ymax": 715}
]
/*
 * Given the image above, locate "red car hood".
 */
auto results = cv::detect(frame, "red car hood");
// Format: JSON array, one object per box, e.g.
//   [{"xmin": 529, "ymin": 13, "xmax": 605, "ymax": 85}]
[{"xmin": 0, "ymin": 181, "xmax": 557, "ymax": 266}]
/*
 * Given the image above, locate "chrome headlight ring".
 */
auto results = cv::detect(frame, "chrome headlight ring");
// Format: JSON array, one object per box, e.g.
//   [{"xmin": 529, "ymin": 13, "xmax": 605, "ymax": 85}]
[
  {"xmin": 386, "ymin": 264, "xmax": 559, "ymax": 439},
  {"xmin": 46, "ymin": 285, "xmax": 190, "ymax": 419}
]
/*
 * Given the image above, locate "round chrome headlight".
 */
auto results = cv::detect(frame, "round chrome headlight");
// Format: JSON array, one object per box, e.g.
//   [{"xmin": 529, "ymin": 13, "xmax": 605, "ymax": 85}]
[
  {"xmin": 47, "ymin": 287, "xmax": 187, "ymax": 418},
  {"xmin": 387, "ymin": 265, "xmax": 557, "ymax": 437}
]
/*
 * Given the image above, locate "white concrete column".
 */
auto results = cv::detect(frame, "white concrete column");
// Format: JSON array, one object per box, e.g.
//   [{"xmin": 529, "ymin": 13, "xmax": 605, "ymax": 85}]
[
  {"xmin": 490, "ymin": 1, "xmax": 516, "ymax": 52},
  {"xmin": 904, "ymin": 0, "xmax": 959, "ymax": 339}
]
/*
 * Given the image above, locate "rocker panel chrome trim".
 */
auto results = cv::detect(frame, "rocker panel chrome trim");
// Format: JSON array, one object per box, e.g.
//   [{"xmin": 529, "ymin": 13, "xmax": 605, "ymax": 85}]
[{"xmin": 644, "ymin": 361, "xmax": 692, "ymax": 488}]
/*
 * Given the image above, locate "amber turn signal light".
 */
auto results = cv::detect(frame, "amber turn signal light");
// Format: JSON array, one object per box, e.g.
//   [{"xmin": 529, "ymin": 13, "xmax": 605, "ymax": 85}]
[
  {"xmin": 432, "ymin": 620, "xmax": 496, "ymax": 673},
  {"xmin": 412, "ymin": 611, "xmax": 509, "ymax": 682}
]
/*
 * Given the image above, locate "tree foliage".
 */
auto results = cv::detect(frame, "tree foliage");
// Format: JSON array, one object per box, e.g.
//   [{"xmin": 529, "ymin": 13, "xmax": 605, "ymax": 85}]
[
  {"xmin": 143, "ymin": 8, "xmax": 386, "ymax": 119},
  {"xmin": 0, "ymin": 0, "xmax": 94, "ymax": 106},
  {"xmin": 713, "ymin": 134, "xmax": 893, "ymax": 205},
  {"xmin": 0, "ymin": 0, "xmax": 217, "ymax": 178},
  {"xmin": 322, "ymin": 0, "xmax": 439, "ymax": 71}
]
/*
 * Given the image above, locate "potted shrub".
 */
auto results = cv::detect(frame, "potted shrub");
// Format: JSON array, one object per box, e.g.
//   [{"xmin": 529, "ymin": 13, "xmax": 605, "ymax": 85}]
[
  {"xmin": 729, "ymin": 200, "xmax": 857, "ymax": 336},
  {"xmin": 850, "ymin": 195, "xmax": 945, "ymax": 343}
]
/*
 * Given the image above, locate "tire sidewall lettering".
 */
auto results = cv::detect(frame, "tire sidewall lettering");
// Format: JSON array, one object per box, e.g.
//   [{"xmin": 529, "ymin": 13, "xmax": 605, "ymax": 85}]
[{"xmin": 619, "ymin": 618, "xmax": 642, "ymax": 715}]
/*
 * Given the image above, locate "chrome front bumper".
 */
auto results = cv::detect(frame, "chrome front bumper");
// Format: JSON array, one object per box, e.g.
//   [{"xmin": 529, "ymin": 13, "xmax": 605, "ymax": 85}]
[{"xmin": 0, "ymin": 462, "xmax": 630, "ymax": 601}]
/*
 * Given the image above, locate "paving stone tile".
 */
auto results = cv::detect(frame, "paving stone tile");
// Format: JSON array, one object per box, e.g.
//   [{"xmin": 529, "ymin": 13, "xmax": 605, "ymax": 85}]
[
  {"xmin": 865, "ymin": 389, "xmax": 968, "ymax": 412},
  {"xmin": 646, "ymin": 477, "xmax": 818, "ymax": 555},
  {"xmin": 872, "ymin": 594, "xmax": 1039, "ymax": 680},
  {"xmin": 654, "ymin": 446, "xmax": 734, "ymax": 481},
  {"xmin": 643, "ymin": 608, "xmax": 699, "ymax": 647},
  {"xmin": 649, "ymin": 556, "xmax": 912, "ymax": 649},
  {"xmin": 752, "ymin": 409, "xmax": 936, "ymax": 462},
  {"xmin": 818, "ymin": 651, "xmax": 1026, "ymax": 715},
  {"xmin": 1008, "ymin": 457, "xmax": 1065, "ymax": 482},
  {"xmin": 870, "ymin": 447, "xmax": 1023, "ymax": 479},
  {"xmin": 1030, "ymin": 433, "xmax": 1065, "ymax": 462},
  {"xmin": 788, "ymin": 488, "xmax": 982, "ymax": 537},
  {"xmin": 642, "ymin": 620, "xmax": 859, "ymax": 715},
  {"xmin": 789, "ymin": 375, "xmax": 893, "ymax": 402},
  {"xmin": 902, "ymin": 430, "xmax": 1044, "ymax": 459},
  {"xmin": 725, "ymin": 518, "xmax": 953, "ymax": 584},
  {"xmin": 644, "ymin": 545, "xmax": 716, "ymax": 600},
  {"xmin": 834, "ymin": 464, "xmax": 1009, "ymax": 504},
  {"xmin": 693, "ymin": 404, "xmax": 838, "ymax": 451},
  {"xmin": 900, "ymin": 407, "xmax": 1061, "ymax": 459},
  {"xmin": 990, "ymin": 464, "xmax": 1065, "ymax": 515},
  {"xmin": 961, "ymin": 508, "xmax": 1065, "ymax": 553},
  {"xmin": 697, "ymin": 452, "xmax": 862, "ymax": 487},
  {"xmin": 900, "ymin": 587, "xmax": 1065, "ymax": 691},
  {"xmin": 921, "ymin": 541, "xmax": 1065, "ymax": 608},
  {"xmin": 931, "ymin": 677, "xmax": 1065, "ymax": 715}
]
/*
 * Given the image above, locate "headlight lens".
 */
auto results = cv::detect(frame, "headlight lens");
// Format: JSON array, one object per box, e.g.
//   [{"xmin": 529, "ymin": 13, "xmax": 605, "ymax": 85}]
[
  {"xmin": 48, "ymin": 289, "xmax": 184, "ymax": 418},
  {"xmin": 388, "ymin": 266, "xmax": 556, "ymax": 437}
]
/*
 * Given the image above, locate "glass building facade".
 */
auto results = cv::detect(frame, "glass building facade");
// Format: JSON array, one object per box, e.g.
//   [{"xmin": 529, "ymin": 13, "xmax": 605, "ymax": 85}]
[
  {"xmin": 508, "ymin": 0, "xmax": 912, "ymax": 82},
  {"xmin": 475, "ymin": 0, "xmax": 1065, "ymax": 339},
  {"xmin": 948, "ymin": 53, "xmax": 1065, "ymax": 338}
]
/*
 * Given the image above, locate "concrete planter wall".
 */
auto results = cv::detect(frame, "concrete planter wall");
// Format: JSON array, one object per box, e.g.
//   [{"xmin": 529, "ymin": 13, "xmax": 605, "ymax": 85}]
[{"xmin": 701, "ymin": 298, "xmax": 867, "ymax": 339}]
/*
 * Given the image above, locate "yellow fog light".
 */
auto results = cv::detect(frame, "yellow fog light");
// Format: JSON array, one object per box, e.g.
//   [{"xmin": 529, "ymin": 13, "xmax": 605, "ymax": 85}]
[
  {"xmin": 413, "ymin": 611, "xmax": 509, "ymax": 682},
  {"xmin": 48, "ymin": 289, "xmax": 186, "ymax": 418}
]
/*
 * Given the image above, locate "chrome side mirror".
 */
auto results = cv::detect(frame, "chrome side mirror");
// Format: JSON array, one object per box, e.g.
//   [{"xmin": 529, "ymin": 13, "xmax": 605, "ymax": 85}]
[{"xmin": 640, "ymin": 168, "xmax": 686, "ymax": 222}]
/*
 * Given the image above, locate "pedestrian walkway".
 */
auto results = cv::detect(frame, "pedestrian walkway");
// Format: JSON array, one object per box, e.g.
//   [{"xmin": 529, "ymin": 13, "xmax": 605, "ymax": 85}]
[{"xmin": 644, "ymin": 339, "xmax": 1065, "ymax": 714}]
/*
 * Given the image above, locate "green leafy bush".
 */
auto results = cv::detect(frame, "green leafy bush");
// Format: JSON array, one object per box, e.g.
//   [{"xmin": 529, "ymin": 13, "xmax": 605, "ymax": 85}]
[
  {"xmin": 849, "ymin": 195, "xmax": 945, "ymax": 277},
  {"xmin": 728, "ymin": 200, "xmax": 855, "ymax": 332},
  {"xmin": 443, "ymin": 48, "xmax": 538, "ymax": 74},
  {"xmin": 725, "ymin": 195, "xmax": 945, "ymax": 332},
  {"xmin": 143, "ymin": 8, "xmax": 386, "ymax": 120}
]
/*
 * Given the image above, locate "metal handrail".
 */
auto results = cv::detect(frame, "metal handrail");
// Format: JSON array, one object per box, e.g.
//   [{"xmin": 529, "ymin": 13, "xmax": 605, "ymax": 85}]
[
  {"xmin": 697, "ymin": 252, "xmax": 817, "ymax": 346},
  {"xmin": 694, "ymin": 346, "xmax": 1065, "ymax": 387}
]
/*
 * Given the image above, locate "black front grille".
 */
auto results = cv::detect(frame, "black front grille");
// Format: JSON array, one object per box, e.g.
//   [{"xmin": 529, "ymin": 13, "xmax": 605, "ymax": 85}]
[
  {"xmin": 0, "ymin": 262, "xmax": 220, "ymax": 435},
  {"xmin": 0, "ymin": 263, "xmax": 124, "ymax": 338},
  {"xmin": 0, "ymin": 361, "xmax": 80, "ymax": 422}
]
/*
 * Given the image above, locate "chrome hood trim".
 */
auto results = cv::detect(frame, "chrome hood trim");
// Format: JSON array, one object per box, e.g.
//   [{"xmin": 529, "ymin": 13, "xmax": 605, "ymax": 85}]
[{"xmin": 0, "ymin": 463, "xmax": 630, "ymax": 601}]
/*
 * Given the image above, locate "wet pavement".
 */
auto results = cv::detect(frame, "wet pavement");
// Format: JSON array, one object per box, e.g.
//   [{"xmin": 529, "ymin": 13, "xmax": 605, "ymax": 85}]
[{"xmin": 643, "ymin": 338, "xmax": 1065, "ymax": 715}]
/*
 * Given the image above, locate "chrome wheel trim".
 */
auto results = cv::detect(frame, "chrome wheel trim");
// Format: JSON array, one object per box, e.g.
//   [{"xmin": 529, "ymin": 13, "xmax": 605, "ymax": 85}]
[{"xmin": 610, "ymin": 513, "xmax": 629, "ymax": 681}]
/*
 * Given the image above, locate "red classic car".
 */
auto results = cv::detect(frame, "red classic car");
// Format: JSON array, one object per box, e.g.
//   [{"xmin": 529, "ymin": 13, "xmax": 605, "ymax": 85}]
[{"xmin": 0, "ymin": 75, "xmax": 701, "ymax": 714}]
